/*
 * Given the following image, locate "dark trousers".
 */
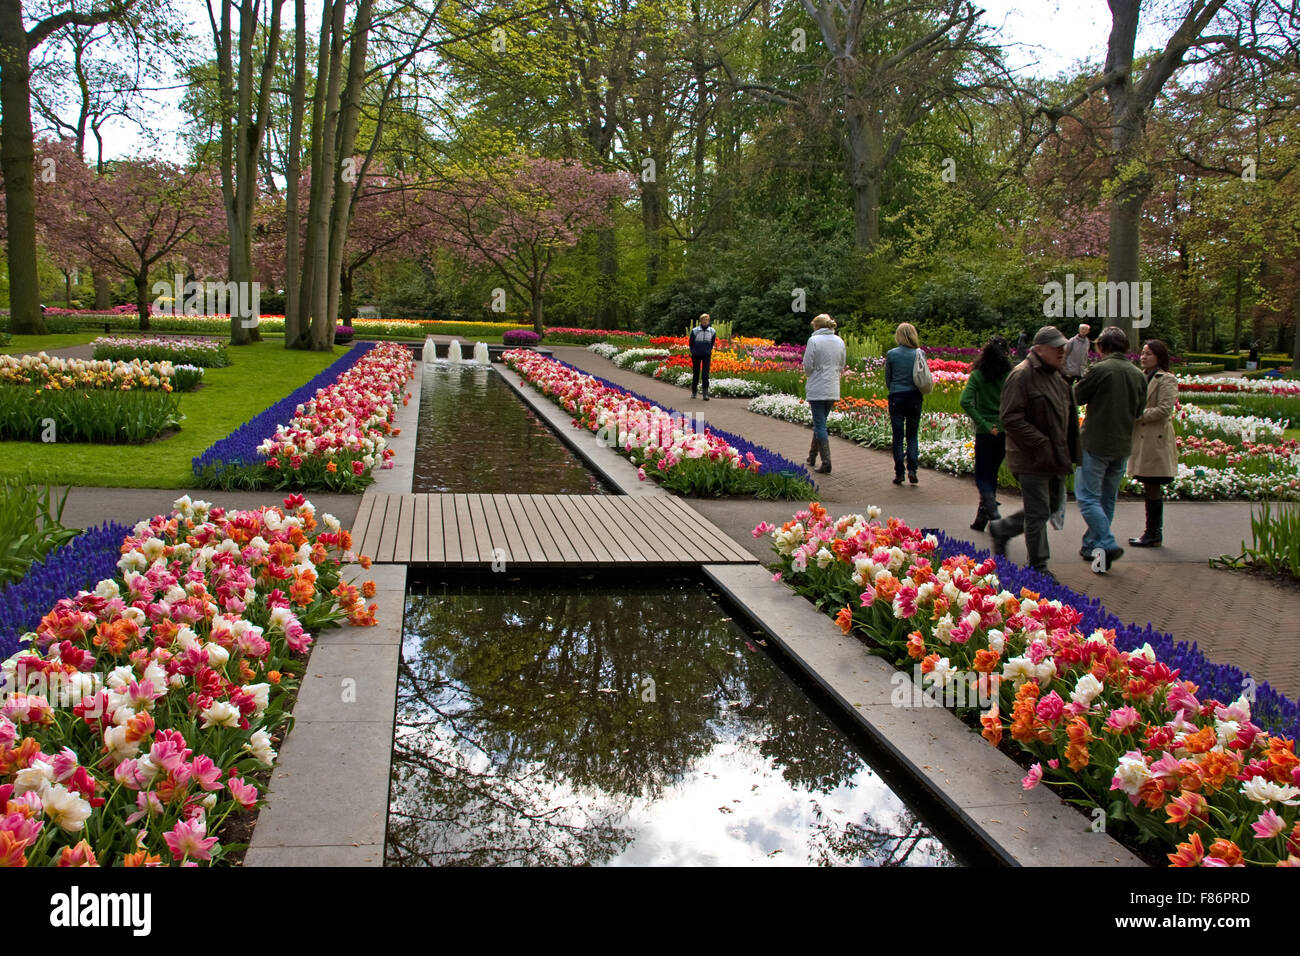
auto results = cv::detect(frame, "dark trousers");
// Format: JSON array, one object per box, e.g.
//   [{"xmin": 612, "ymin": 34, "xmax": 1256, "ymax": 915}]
[
  {"xmin": 973, "ymin": 432, "xmax": 1006, "ymax": 505},
  {"xmin": 888, "ymin": 390, "xmax": 923, "ymax": 475},
  {"xmin": 989, "ymin": 473, "xmax": 1062, "ymax": 570},
  {"xmin": 691, "ymin": 356, "xmax": 710, "ymax": 395}
]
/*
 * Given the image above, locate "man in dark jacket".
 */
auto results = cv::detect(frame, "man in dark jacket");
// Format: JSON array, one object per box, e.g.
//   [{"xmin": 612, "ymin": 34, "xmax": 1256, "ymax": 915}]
[
  {"xmin": 1073, "ymin": 325, "xmax": 1147, "ymax": 571},
  {"xmin": 987, "ymin": 326, "xmax": 1081, "ymax": 581},
  {"xmin": 689, "ymin": 313, "xmax": 717, "ymax": 400}
]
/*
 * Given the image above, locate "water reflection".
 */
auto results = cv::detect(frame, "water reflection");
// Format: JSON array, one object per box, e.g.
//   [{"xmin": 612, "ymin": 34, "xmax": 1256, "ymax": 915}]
[
  {"xmin": 412, "ymin": 365, "xmax": 609, "ymax": 494},
  {"xmin": 386, "ymin": 576, "xmax": 957, "ymax": 867}
]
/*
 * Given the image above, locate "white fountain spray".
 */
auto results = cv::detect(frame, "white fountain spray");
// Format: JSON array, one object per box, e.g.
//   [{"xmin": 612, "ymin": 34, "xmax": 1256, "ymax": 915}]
[
  {"xmin": 447, "ymin": 340, "xmax": 463, "ymax": 364},
  {"xmin": 473, "ymin": 341, "xmax": 490, "ymax": 365},
  {"xmin": 423, "ymin": 336, "xmax": 437, "ymax": 364}
]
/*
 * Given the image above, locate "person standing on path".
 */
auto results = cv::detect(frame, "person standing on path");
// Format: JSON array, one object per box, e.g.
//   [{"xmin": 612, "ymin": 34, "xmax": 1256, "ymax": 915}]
[
  {"xmin": 986, "ymin": 326, "xmax": 1080, "ymax": 582},
  {"xmin": 1127, "ymin": 339, "xmax": 1178, "ymax": 547},
  {"xmin": 803, "ymin": 313, "xmax": 846, "ymax": 474},
  {"xmin": 1073, "ymin": 326, "xmax": 1147, "ymax": 572},
  {"xmin": 1064, "ymin": 323, "xmax": 1091, "ymax": 387},
  {"xmin": 689, "ymin": 313, "xmax": 717, "ymax": 400},
  {"xmin": 885, "ymin": 322, "xmax": 925, "ymax": 485},
  {"xmin": 960, "ymin": 337, "xmax": 1011, "ymax": 531}
]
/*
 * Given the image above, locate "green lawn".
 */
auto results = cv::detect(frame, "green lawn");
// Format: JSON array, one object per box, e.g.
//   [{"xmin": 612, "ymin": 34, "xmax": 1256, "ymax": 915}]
[
  {"xmin": 0, "ymin": 340, "xmax": 346, "ymax": 488},
  {"xmin": 0, "ymin": 333, "xmax": 101, "ymax": 354}
]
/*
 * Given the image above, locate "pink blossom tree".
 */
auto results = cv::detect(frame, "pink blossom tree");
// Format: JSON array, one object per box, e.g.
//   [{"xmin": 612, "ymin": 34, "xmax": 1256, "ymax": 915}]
[
  {"xmin": 432, "ymin": 157, "xmax": 633, "ymax": 334},
  {"xmin": 38, "ymin": 142, "xmax": 226, "ymax": 330}
]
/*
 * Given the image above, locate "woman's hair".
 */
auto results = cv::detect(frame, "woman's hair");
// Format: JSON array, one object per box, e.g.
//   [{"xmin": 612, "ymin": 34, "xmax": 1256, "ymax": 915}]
[
  {"xmin": 811, "ymin": 313, "xmax": 836, "ymax": 331},
  {"xmin": 971, "ymin": 337, "xmax": 1011, "ymax": 379},
  {"xmin": 1142, "ymin": 339, "xmax": 1170, "ymax": 372},
  {"xmin": 894, "ymin": 322, "xmax": 919, "ymax": 348}
]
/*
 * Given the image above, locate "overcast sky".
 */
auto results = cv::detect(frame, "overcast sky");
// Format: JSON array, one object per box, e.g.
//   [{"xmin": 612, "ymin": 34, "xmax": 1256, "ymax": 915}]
[{"xmin": 92, "ymin": 0, "xmax": 1177, "ymax": 162}]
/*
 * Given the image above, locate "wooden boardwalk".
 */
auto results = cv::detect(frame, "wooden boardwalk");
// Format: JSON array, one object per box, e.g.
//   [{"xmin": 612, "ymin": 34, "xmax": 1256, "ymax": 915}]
[{"xmin": 350, "ymin": 493, "xmax": 757, "ymax": 566}]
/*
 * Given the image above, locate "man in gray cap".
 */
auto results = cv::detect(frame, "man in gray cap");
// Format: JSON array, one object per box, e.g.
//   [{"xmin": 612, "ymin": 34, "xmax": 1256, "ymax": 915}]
[{"xmin": 986, "ymin": 325, "xmax": 1080, "ymax": 582}]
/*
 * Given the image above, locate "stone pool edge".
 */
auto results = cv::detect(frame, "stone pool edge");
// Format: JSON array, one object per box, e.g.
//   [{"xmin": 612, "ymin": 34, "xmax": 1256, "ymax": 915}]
[
  {"xmin": 501, "ymin": 358, "xmax": 1144, "ymax": 868},
  {"xmin": 245, "ymin": 359, "xmax": 423, "ymax": 866}
]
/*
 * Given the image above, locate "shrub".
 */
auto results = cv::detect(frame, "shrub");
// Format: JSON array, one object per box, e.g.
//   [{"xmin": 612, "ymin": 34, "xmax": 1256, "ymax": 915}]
[
  {"xmin": 504, "ymin": 329, "xmax": 541, "ymax": 346},
  {"xmin": 335, "ymin": 325, "xmax": 355, "ymax": 344}
]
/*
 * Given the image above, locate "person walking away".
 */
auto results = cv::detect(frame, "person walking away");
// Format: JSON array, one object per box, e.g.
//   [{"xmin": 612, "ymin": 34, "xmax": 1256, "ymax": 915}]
[
  {"xmin": 960, "ymin": 337, "xmax": 1011, "ymax": 530},
  {"xmin": 1073, "ymin": 326, "xmax": 1147, "ymax": 572},
  {"xmin": 885, "ymin": 322, "xmax": 925, "ymax": 484},
  {"xmin": 1064, "ymin": 323, "xmax": 1091, "ymax": 387},
  {"xmin": 689, "ymin": 313, "xmax": 716, "ymax": 400},
  {"xmin": 1128, "ymin": 339, "xmax": 1178, "ymax": 547},
  {"xmin": 803, "ymin": 314, "xmax": 846, "ymax": 474},
  {"xmin": 986, "ymin": 326, "xmax": 1080, "ymax": 583}
]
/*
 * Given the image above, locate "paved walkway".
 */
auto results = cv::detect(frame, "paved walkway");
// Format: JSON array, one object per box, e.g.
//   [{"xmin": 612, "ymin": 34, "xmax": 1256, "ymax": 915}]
[{"xmin": 550, "ymin": 345, "xmax": 1300, "ymax": 701}]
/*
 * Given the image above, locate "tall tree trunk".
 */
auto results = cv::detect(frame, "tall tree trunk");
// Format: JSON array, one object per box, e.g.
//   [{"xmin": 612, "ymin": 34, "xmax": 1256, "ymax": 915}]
[
  {"xmin": 1232, "ymin": 268, "xmax": 1243, "ymax": 353},
  {"xmin": 0, "ymin": 4, "xmax": 47, "ymax": 335},
  {"xmin": 134, "ymin": 271, "xmax": 151, "ymax": 332},
  {"xmin": 531, "ymin": 281, "xmax": 544, "ymax": 336},
  {"xmin": 1102, "ymin": 0, "xmax": 1229, "ymax": 345},
  {"xmin": 213, "ymin": 0, "xmax": 283, "ymax": 346},
  {"xmin": 93, "ymin": 271, "xmax": 110, "ymax": 309},
  {"xmin": 340, "ymin": 266, "xmax": 353, "ymax": 327},
  {"xmin": 595, "ymin": 228, "xmax": 617, "ymax": 328},
  {"xmin": 283, "ymin": 0, "xmax": 307, "ymax": 348},
  {"xmin": 299, "ymin": 0, "xmax": 345, "ymax": 350},
  {"xmin": 319, "ymin": 0, "xmax": 373, "ymax": 351}
]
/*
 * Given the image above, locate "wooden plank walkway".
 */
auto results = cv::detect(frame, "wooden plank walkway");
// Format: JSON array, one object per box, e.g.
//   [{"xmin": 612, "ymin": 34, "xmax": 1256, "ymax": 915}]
[{"xmin": 350, "ymin": 493, "xmax": 757, "ymax": 566}]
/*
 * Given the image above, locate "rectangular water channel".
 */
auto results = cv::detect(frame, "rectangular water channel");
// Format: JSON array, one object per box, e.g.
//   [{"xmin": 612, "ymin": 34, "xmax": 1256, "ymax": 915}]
[
  {"xmin": 414, "ymin": 364, "xmax": 611, "ymax": 495},
  {"xmin": 387, "ymin": 571, "xmax": 961, "ymax": 866}
]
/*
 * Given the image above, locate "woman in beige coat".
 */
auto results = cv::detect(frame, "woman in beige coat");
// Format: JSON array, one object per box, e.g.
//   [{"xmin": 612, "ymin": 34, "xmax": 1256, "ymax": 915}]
[{"xmin": 1127, "ymin": 340, "xmax": 1178, "ymax": 547}]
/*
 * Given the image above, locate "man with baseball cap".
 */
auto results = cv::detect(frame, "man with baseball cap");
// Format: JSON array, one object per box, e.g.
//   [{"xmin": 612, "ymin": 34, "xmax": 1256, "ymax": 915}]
[{"xmin": 986, "ymin": 325, "xmax": 1080, "ymax": 582}]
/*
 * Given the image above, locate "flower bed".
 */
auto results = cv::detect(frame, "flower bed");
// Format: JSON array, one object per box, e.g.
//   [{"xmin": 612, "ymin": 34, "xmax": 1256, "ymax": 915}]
[
  {"xmin": 192, "ymin": 342, "xmax": 414, "ymax": 492},
  {"xmin": 504, "ymin": 349, "xmax": 814, "ymax": 499},
  {"xmin": 503, "ymin": 329, "xmax": 541, "ymax": 346},
  {"xmin": 761, "ymin": 503, "xmax": 1300, "ymax": 866},
  {"xmin": 0, "ymin": 524, "xmax": 132, "ymax": 661},
  {"xmin": 0, "ymin": 386, "xmax": 183, "ymax": 444},
  {"xmin": 0, "ymin": 352, "xmax": 198, "ymax": 392},
  {"xmin": 92, "ymin": 336, "xmax": 230, "ymax": 369},
  {"xmin": 0, "ymin": 495, "xmax": 377, "ymax": 866}
]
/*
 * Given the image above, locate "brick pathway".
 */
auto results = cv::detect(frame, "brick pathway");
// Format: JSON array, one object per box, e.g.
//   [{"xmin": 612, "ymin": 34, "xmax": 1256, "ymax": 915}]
[{"xmin": 551, "ymin": 345, "xmax": 1300, "ymax": 701}]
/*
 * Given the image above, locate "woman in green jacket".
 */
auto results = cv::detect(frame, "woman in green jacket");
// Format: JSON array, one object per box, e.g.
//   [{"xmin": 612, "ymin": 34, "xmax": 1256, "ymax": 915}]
[{"xmin": 960, "ymin": 338, "xmax": 1011, "ymax": 531}]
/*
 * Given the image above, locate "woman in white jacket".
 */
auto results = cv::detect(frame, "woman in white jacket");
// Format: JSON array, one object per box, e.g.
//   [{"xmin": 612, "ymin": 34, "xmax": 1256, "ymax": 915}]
[{"xmin": 803, "ymin": 313, "xmax": 846, "ymax": 474}]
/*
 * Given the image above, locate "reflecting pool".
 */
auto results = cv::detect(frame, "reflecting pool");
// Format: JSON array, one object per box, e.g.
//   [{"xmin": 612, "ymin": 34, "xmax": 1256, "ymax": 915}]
[
  {"xmin": 413, "ymin": 364, "xmax": 609, "ymax": 495},
  {"xmin": 387, "ymin": 574, "xmax": 958, "ymax": 867}
]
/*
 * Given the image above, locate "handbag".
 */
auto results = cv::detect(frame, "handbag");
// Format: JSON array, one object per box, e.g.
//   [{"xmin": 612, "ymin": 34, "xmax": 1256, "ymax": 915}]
[{"xmin": 912, "ymin": 348, "xmax": 934, "ymax": 395}]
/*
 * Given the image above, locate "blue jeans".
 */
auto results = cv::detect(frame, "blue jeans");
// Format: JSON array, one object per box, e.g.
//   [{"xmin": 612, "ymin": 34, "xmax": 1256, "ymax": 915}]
[
  {"xmin": 888, "ymin": 391, "xmax": 922, "ymax": 475},
  {"xmin": 809, "ymin": 399, "xmax": 833, "ymax": 442},
  {"xmin": 1076, "ymin": 451, "xmax": 1127, "ymax": 554}
]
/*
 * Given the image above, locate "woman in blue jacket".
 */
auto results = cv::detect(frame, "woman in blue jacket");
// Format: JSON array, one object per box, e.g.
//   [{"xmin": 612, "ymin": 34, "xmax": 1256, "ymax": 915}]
[{"xmin": 885, "ymin": 323, "xmax": 924, "ymax": 484}]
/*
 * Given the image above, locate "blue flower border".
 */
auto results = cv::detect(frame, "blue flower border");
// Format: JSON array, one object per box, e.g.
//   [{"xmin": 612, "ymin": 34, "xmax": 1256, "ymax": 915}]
[
  {"xmin": 925, "ymin": 530, "xmax": 1300, "ymax": 741},
  {"xmin": 0, "ymin": 523, "xmax": 132, "ymax": 660},
  {"xmin": 191, "ymin": 342, "xmax": 378, "ymax": 478}
]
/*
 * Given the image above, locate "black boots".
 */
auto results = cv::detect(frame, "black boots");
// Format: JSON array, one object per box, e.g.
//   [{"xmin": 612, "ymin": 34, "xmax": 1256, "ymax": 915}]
[
  {"xmin": 970, "ymin": 497, "xmax": 1002, "ymax": 532},
  {"xmin": 816, "ymin": 438, "xmax": 832, "ymax": 474},
  {"xmin": 806, "ymin": 437, "xmax": 820, "ymax": 469},
  {"xmin": 1129, "ymin": 499, "xmax": 1164, "ymax": 547}
]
